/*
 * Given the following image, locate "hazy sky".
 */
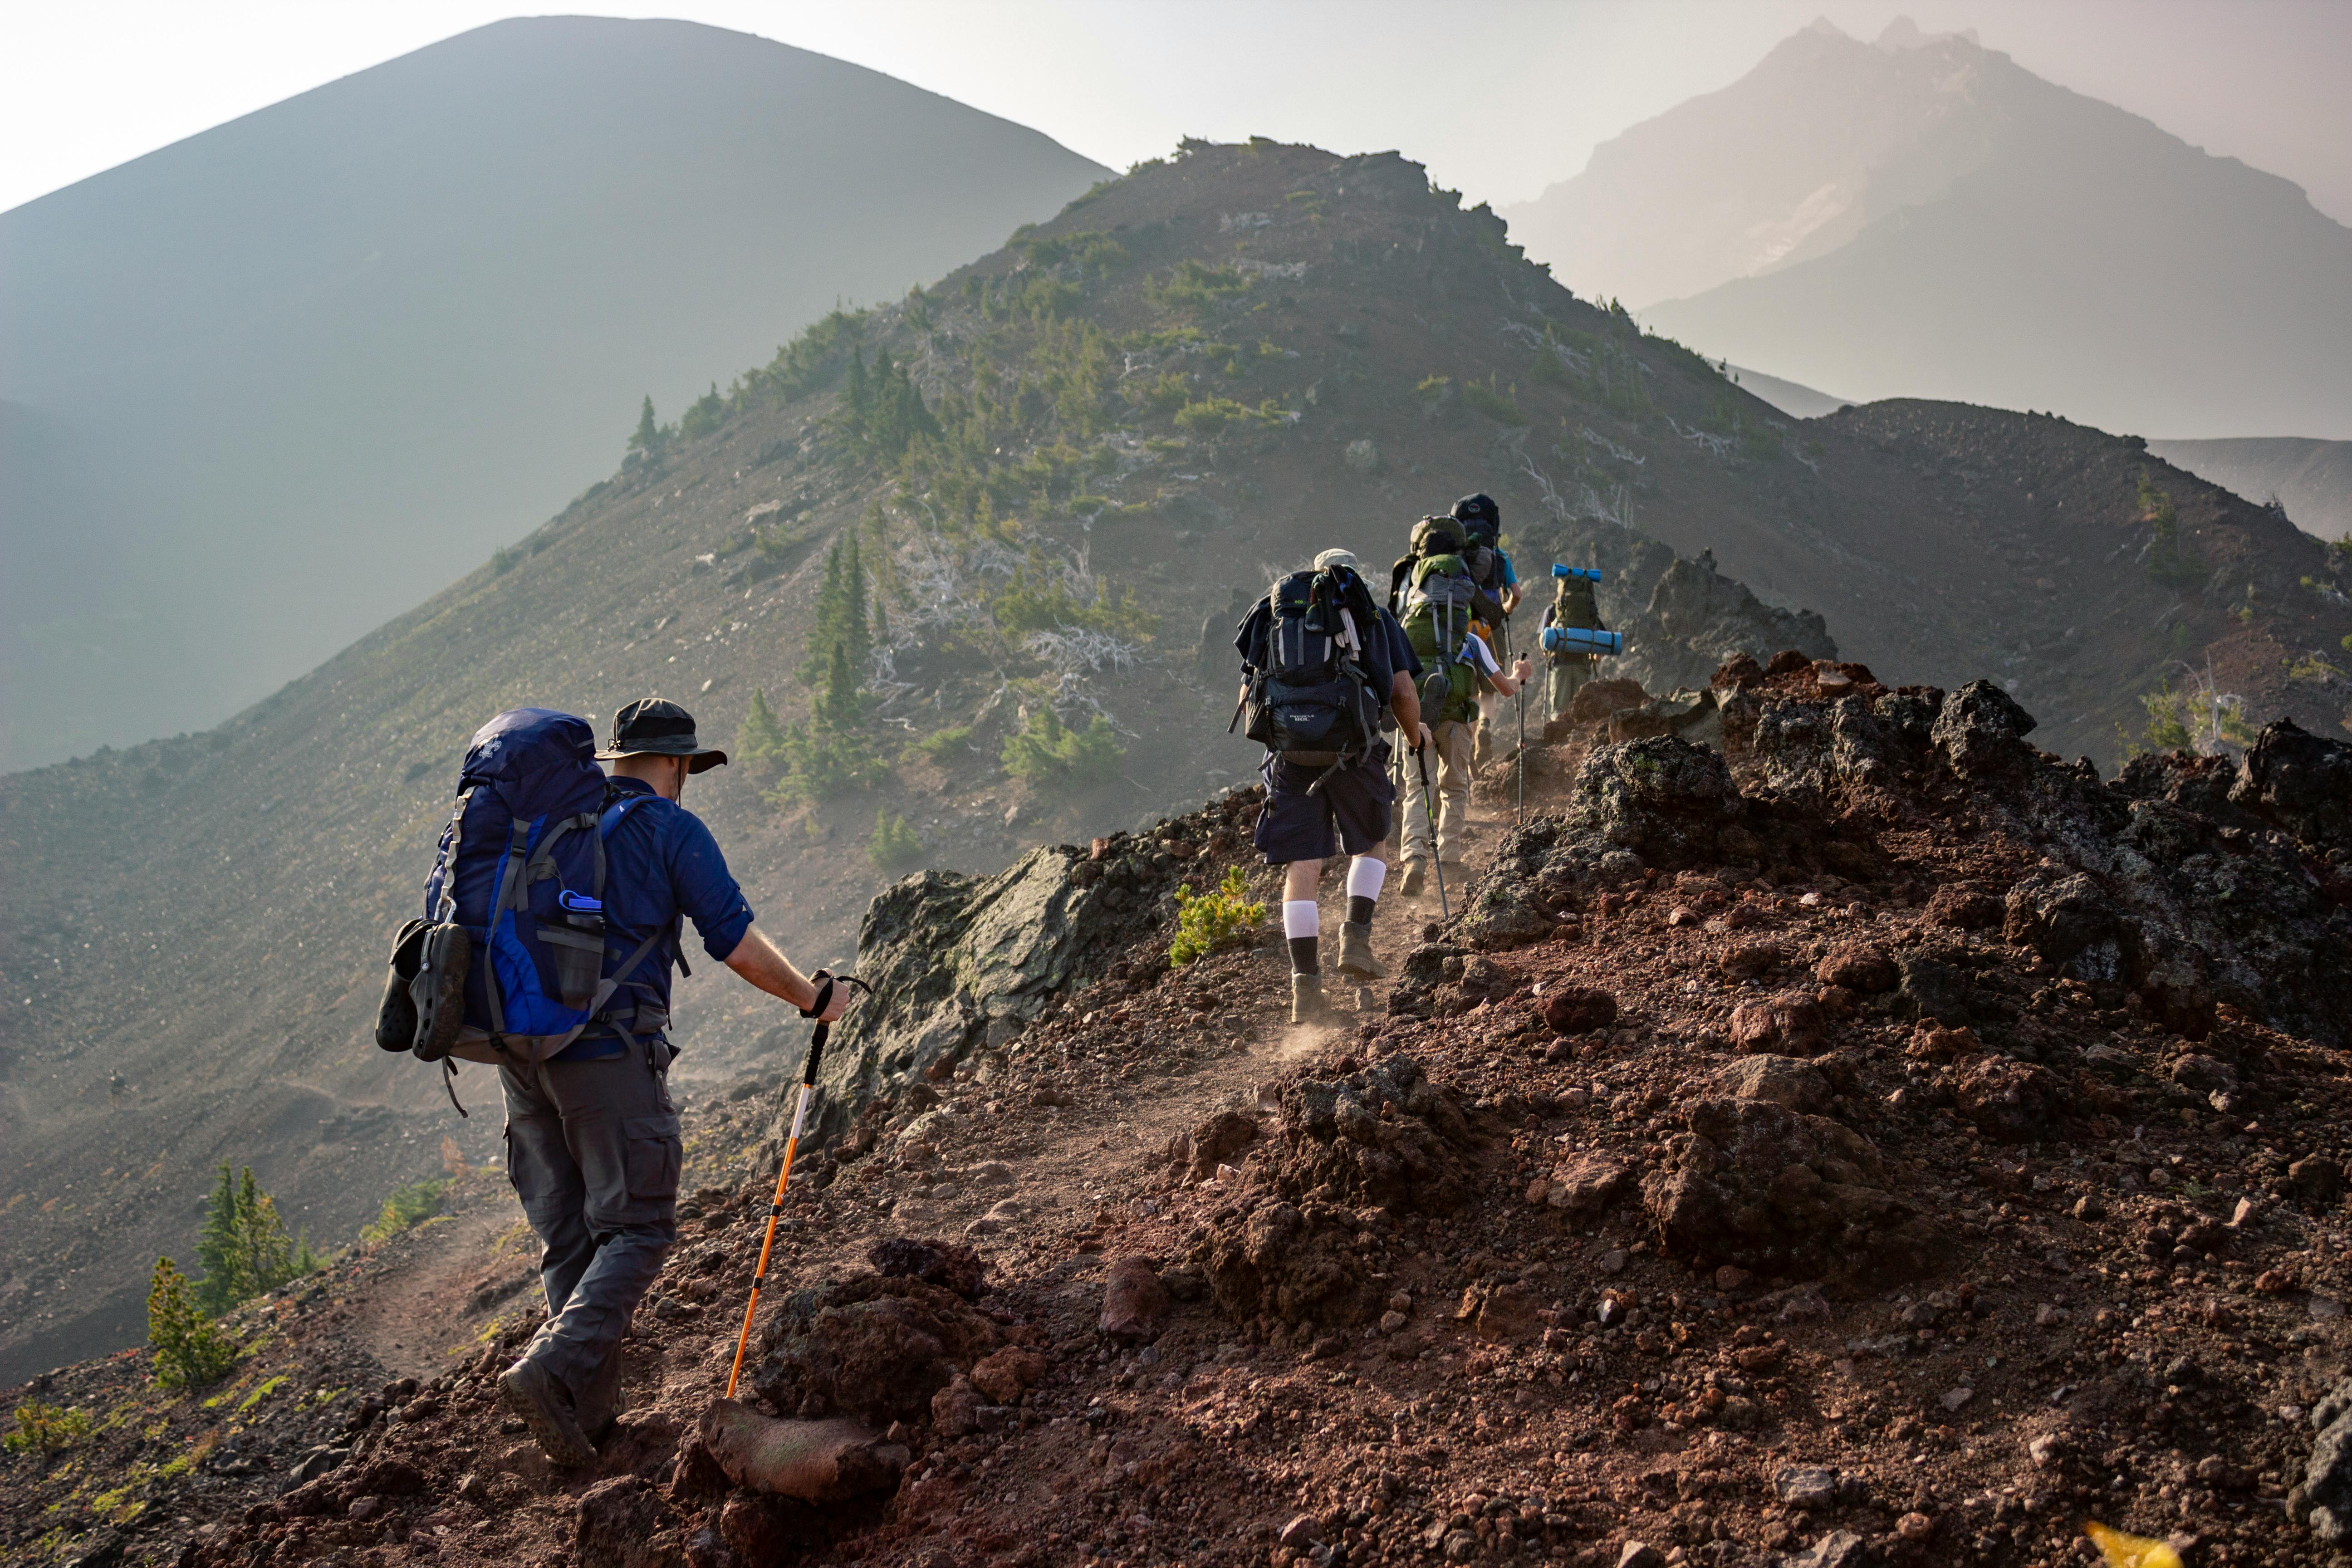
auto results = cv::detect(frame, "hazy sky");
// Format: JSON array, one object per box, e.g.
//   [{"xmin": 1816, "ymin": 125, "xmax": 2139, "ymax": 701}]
[{"xmin": 5, "ymin": 1, "xmax": 2349, "ymax": 226}]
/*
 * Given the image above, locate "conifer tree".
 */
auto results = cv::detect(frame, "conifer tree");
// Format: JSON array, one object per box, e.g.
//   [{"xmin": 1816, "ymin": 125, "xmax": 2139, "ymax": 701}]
[
  {"xmin": 627, "ymin": 395, "xmax": 660, "ymax": 458},
  {"xmin": 148, "ymin": 1258, "xmax": 237, "ymax": 1390},
  {"xmin": 193, "ymin": 1164, "xmax": 310, "ymax": 1314},
  {"xmin": 737, "ymin": 688, "xmax": 787, "ymax": 781}
]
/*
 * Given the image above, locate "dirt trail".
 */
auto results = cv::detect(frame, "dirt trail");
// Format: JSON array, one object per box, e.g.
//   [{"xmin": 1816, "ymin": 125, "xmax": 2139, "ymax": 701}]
[{"xmin": 333, "ymin": 1175, "xmax": 538, "ymax": 1382}]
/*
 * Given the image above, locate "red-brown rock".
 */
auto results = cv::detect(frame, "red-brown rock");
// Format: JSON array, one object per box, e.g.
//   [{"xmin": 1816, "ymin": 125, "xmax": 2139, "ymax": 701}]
[
  {"xmin": 1100, "ymin": 1255, "xmax": 1172, "ymax": 1341},
  {"xmin": 1543, "ymin": 986, "xmax": 1618, "ymax": 1035}
]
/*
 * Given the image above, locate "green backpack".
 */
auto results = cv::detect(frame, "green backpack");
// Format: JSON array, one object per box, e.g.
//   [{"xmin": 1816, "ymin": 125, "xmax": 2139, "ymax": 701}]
[{"xmin": 1399, "ymin": 554, "xmax": 1482, "ymax": 724}]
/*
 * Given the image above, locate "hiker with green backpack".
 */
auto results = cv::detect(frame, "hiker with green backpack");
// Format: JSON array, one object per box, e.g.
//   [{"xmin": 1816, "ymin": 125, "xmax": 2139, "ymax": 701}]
[{"xmin": 1386, "ymin": 515, "xmax": 1533, "ymax": 893}]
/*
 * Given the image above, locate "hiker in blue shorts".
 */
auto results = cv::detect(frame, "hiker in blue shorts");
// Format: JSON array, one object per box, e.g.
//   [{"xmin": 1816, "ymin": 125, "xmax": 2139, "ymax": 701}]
[{"xmin": 1234, "ymin": 549, "xmax": 1430, "ymax": 1023}]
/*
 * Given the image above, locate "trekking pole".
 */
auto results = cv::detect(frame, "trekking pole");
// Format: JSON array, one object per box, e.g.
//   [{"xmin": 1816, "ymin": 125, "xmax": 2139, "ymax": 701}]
[
  {"xmin": 1414, "ymin": 743, "xmax": 1450, "ymax": 921},
  {"xmin": 725, "ymin": 970, "xmax": 870, "ymax": 1400},
  {"xmin": 1514, "ymin": 686, "xmax": 1526, "ymax": 826}
]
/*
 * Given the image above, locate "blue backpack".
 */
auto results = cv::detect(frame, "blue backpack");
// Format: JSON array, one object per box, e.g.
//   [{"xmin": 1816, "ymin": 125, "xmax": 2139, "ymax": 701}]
[{"xmin": 382, "ymin": 710, "xmax": 676, "ymax": 1095}]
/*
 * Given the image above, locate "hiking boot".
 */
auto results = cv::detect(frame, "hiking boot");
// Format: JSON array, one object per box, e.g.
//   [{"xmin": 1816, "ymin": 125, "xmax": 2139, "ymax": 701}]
[
  {"xmin": 1336, "ymin": 921, "xmax": 1386, "ymax": 981},
  {"xmin": 1291, "ymin": 974, "xmax": 1336, "ymax": 1025},
  {"xmin": 1398, "ymin": 860, "xmax": 1427, "ymax": 897},
  {"xmin": 499, "ymin": 1357, "xmax": 596, "ymax": 1469}
]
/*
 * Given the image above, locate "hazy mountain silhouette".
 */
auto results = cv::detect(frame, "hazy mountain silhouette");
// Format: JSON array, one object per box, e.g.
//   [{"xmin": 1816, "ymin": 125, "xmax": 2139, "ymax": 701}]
[
  {"xmin": 0, "ymin": 16, "xmax": 1107, "ymax": 771},
  {"xmin": 1503, "ymin": 17, "xmax": 2352, "ymax": 442},
  {"xmin": 2151, "ymin": 438, "xmax": 2352, "ymax": 541}
]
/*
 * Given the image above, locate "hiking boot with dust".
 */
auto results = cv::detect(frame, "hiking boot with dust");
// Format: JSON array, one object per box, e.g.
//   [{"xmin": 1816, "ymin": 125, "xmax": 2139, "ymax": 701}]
[
  {"xmin": 500, "ymin": 1357, "xmax": 597, "ymax": 1468},
  {"xmin": 1336, "ymin": 921, "xmax": 1386, "ymax": 981},
  {"xmin": 1291, "ymin": 974, "xmax": 1338, "ymax": 1025},
  {"xmin": 1399, "ymin": 860, "xmax": 1427, "ymax": 897}
]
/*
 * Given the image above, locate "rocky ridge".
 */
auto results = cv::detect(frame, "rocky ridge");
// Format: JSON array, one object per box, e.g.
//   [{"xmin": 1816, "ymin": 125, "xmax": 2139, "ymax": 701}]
[{"xmin": 16, "ymin": 658, "xmax": 2352, "ymax": 1568}]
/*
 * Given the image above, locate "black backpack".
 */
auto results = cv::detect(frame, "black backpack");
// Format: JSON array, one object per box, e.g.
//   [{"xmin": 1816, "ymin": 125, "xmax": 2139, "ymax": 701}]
[{"xmin": 1235, "ymin": 565, "xmax": 1385, "ymax": 769}]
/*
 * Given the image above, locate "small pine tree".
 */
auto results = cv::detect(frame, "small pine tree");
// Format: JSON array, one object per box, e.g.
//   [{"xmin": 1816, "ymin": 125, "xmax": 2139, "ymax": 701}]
[
  {"xmin": 148, "ymin": 1258, "xmax": 238, "ymax": 1390},
  {"xmin": 737, "ymin": 688, "xmax": 788, "ymax": 782},
  {"xmin": 867, "ymin": 809, "xmax": 924, "ymax": 869},
  {"xmin": 194, "ymin": 1164, "xmax": 309, "ymax": 1314},
  {"xmin": 626, "ymin": 395, "xmax": 661, "ymax": 459},
  {"xmin": 816, "ymin": 642, "xmax": 863, "ymax": 731}
]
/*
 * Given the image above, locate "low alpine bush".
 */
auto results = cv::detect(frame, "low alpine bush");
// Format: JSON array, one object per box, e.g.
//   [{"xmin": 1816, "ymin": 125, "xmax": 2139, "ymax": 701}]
[{"xmin": 1169, "ymin": 866, "xmax": 1266, "ymax": 967}]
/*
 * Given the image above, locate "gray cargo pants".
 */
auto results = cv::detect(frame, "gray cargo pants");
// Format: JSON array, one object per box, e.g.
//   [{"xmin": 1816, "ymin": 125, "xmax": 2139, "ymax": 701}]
[{"xmin": 500, "ymin": 1035, "xmax": 681, "ymax": 1408}]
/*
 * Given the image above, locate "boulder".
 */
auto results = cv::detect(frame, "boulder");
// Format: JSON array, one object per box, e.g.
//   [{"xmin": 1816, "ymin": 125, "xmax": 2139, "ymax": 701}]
[
  {"xmin": 1932, "ymin": 680, "xmax": 2037, "ymax": 778},
  {"xmin": 2003, "ymin": 872, "xmax": 2114, "ymax": 967},
  {"xmin": 1642, "ymin": 1098, "xmax": 1920, "ymax": 1276},
  {"xmin": 804, "ymin": 826, "xmax": 1217, "ymax": 1135},
  {"xmin": 967, "ymin": 1347, "xmax": 1047, "ymax": 1405},
  {"xmin": 1815, "ymin": 943, "xmax": 1898, "ymax": 993},
  {"xmin": 1543, "ymin": 986, "xmax": 1619, "ymax": 1035},
  {"xmin": 1101, "ymin": 1257, "xmax": 1172, "ymax": 1342},
  {"xmin": 1564, "ymin": 678, "xmax": 1651, "ymax": 727},
  {"xmin": 1712, "ymin": 1055, "xmax": 1831, "ymax": 1114},
  {"xmin": 1190, "ymin": 1057, "xmax": 1472, "ymax": 1331},
  {"xmin": 1728, "ymin": 991, "xmax": 1827, "ymax": 1056},
  {"xmin": 696, "ymin": 1401, "xmax": 907, "ymax": 1503},
  {"xmin": 1533, "ymin": 1154, "xmax": 1632, "ymax": 1215},
  {"xmin": 1950, "ymin": 1057, "xmax": 2061, "ymax": 1142},
  {"xmin": 1719, "ymin": 942, "xmax": 1784, "ymax": 981},
  {"xmin": 2232, "ymin": 718, "xmax": 2352, "ymax": 854}
]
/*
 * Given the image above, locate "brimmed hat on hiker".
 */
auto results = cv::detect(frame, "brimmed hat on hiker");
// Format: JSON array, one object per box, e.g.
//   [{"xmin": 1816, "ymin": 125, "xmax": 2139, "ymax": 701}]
[
  {"xmin": 1312, "ymin": 548, "xmax": 1361, "ymax": 573},
  {"xmin": 596, "ymin": 698, "xmax": 729, "ymax": 773}
]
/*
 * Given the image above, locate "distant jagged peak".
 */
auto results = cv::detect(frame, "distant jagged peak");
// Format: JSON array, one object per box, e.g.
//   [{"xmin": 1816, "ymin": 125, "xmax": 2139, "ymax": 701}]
[{"xmin": 1873, "ymin": 15, "xmax": 1981, "ymax": 51}]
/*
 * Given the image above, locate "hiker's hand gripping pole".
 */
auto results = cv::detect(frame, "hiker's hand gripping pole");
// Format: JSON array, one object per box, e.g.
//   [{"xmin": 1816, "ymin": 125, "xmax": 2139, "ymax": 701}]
[
  {"xmin": 1414, "ymin": 740, "xmax": 1450, "ymax": 921},
  {"xmin": 725, "ymin": 970, "xmax": 871, "ymax": 1399}
]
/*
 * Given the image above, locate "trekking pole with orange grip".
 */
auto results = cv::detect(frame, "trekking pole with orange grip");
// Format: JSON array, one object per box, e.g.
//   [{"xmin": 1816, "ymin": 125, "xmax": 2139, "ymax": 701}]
[{"xmin": 724, "ymin": 969, "xmax": 869, "ymax": 1399}]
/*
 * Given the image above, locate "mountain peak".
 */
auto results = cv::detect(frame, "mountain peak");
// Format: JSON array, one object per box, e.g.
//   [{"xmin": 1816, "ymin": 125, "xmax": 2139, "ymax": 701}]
[{"xmin": 1874, "ymin": 15, "xmax": 1980, "ymax": 51}]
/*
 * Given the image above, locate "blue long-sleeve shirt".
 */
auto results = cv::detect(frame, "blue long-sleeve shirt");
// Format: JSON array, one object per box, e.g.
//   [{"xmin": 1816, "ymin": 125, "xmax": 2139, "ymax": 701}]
[{"xmin": 558, "ymin": 775, "xmax": 755, "ymax": 1061}]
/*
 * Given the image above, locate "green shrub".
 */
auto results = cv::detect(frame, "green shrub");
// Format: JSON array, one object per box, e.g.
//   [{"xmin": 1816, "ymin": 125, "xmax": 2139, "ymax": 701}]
[
  {"xmin": 491, "ymin": 545, "xmax": 522, "ymax": 575},
  {"xmin": 1172, "ymin": 396, "xmax": 1281, "ymax": 438},
  {"xmin": 147, "ymin": 1258, "xmax": 238, "ymax": 1390},
  {"xmin": 194, "ymin": 1165, "xmax": 317, "ymax": 1315},
  {"xmin": 679, "ymin": 381, "xmax": 726, "ymax": 440},
  {"xmin": 868, "ymin": 810, "xmax": 925, "ymax": 869},
  {"xmin": 359, "ymin": 1177, "xmax": 449, "ymax": 1245},
  {"xmin": 3, "ymin": 1401, "xmax": 93, "ymax": 1456},
  {"xmin": 913, "ymin": 725, "xmax": 974, "ymax": 762},
  {"xmin": 1169, "ymin": 866, "xmax": 1266, "ymax": 967},
  {"xmin": 1002, "ymin": 707, "xmax": 1125, "ymax": 791},
  {"xmin": 1463, "ymin": 381, "xmax": 1528, "ymax": 426},
  {"xmin": 1145, "ymin": 260, "xmax": 1251, "ymax": 314}
]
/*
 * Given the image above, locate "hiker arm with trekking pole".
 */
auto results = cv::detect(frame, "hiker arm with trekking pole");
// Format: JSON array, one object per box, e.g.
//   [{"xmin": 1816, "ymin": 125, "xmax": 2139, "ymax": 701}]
[{"xmin": 722, "ymin": 926, "xmax": 850, "ymax": 1021}]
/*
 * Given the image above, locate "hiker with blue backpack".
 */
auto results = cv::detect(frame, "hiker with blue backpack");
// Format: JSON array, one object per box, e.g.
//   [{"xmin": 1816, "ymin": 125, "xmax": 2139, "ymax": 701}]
[
  {"xmin": 1234, "ymin": 548, "xmax": 1429, "ymax": 1024},
  {"xmin": 374, "ymin": 699, "xmax": 846, "ymax": 1467},
  {"xmin": 1385, "ymin": 514, "xmax": 1534, "ymax": 893}
]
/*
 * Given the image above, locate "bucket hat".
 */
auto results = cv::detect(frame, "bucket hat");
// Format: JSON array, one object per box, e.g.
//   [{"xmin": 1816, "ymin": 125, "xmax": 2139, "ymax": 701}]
[{"xmin": 595, "ymin": 698, "xmax": 728, "ymax": 773}]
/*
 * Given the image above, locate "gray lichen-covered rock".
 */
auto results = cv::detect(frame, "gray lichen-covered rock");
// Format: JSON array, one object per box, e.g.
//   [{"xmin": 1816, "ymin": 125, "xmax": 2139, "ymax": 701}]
[{"xmin": 803, "ymin": 815, "xmax": 1222, "ymax": 1132}]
